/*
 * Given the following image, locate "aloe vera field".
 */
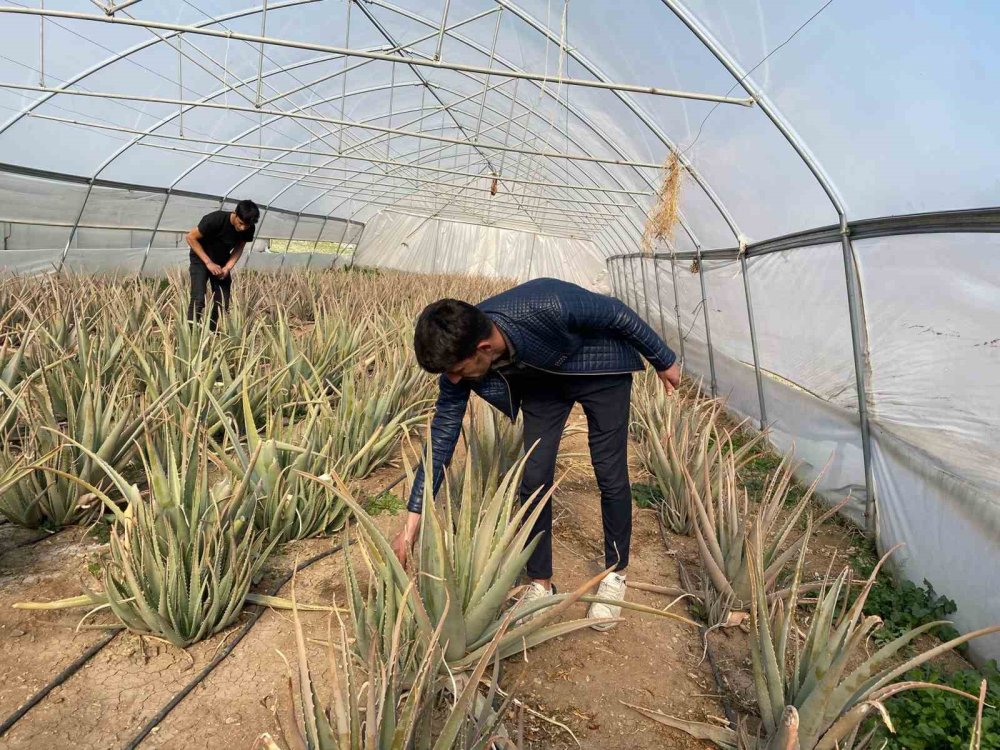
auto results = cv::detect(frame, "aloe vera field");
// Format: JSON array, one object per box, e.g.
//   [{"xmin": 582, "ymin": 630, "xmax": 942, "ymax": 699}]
[{"xmin": 0, "ymin": 269, "xmax": 996, "ymax": 750}]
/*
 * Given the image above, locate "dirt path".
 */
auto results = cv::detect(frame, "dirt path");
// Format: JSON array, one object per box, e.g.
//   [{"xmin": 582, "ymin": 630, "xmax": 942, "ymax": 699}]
[{"xmin": 505, "ymin": 408, "xmax": 722, "ymax": 749}]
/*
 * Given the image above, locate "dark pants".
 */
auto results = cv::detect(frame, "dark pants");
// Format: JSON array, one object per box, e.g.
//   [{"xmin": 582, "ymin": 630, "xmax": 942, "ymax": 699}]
[
  {"xmin": 187, "ymin": 261, "xmax": 232, "ymax": 330},
  {"xmin": 515, "ymin": 372, "xmax": 633, "ymax": 580}
]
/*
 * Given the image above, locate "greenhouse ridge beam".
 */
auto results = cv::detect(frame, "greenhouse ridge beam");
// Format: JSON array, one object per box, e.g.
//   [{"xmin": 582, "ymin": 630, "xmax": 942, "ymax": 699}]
[
  {"xmin": 0, "ymin": 6, "xmax": 755, "ymax": 104},
  {"xmin": 0, "ymin": 82, "xmax": 667, "ymax": 171}
]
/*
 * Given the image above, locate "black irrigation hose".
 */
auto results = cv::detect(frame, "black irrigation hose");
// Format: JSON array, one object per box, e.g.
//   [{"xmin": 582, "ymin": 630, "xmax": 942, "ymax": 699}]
[
  {"xmin": 124, "ymin": 471, "xmax": 407, "ymax": 749},
  {"xmin": 122, "ymin": 539, "xmax": 354, "ymax": 750},
  {"xmin": 0, "ymin": 628, "xmax": 121, "ymax": 739}
]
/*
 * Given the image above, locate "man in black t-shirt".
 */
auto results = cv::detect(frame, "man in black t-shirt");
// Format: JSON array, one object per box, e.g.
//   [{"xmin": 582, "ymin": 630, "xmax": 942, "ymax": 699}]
[{"xmin": 185, "ymin": 199, "xmax": 259, "ymax": 330}]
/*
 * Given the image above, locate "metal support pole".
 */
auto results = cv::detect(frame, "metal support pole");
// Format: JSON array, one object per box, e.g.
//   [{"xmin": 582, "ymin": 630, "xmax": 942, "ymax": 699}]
[
  {"xmin": 652, "ymin": 256, "xmax": 667, "ymax": 339},
  {"xmin": 139, "ymin": 190, "xmax": 170, "ymax": 275},
  {"xmin": 640, "ymin": 255, "xmax": 653, "ymax": 324},
  {"xmin": 244, "ymin": 207, "xmax": 268, "ymax": 269},
  {"xmin": 696, "ymin": 249, "xmax": 718, "ymax": 397},
  {"xmin": 57, "ymin": 180, "xmax": 94, "ymax": 273},
  {"xmin": 339, "ymin": 0, "xmax": 352, "ymax": 152},
  {"xmin": 39, "ymin": 0, "xmax": 44, "ymax": 86},
  {"xmin": 431, "ymin": 218, "xmax": 443, "ymax": 273},
  {"xmin": 434, "ymin": 0, "xmax": 452, "ymax": 61},
  {"xmin": 667, "ymin": 251, "xmax": 685, "ymax": 364},
  {"xmin": 525, "ymin": 233, "xmax": 537, "ymax": 279},
  {"xmin": 177, "ymin": 36, "xmax": 184, "ymax": 136},
  {"xmin": 386, "ymin": 62, "xmax": 396, "ymax": 159},
  {"xmin": 739, "ymin": 250, "xmax": 768, "ymax": 430},
  {"xmin": 279, "ymin": 212, "xmax": 301, "ymax": 271},
  {"xmin": 612, "ymin": 257, "xmax": 623, "ymax": 299},
  {"xmin": 306, "ymin": 215, "xmax": 329, "ymax": 270},
  {"xmin": 337, "ymin": 199, "xmax": 353, "ymax": 257},
  {"xmin": 255, "ymin": 0, "xmax": 268, "ymax": 106},
  {"xmin": 625, "ymin": 255, "xmax": 639, "ymax": 312},
  {"xmin": 840, "ymin": 227, "xmax": 877, "ymax": 538}
]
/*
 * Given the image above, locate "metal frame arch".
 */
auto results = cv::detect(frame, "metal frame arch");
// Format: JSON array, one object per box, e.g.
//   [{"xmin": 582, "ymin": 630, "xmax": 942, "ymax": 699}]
[
  {"xmin": 661, "ymin": 0, "xmax": 877, "ymax": 537},
  {"xmin": 0, "ymin": 0, "xmax": 323, "ymax": 137},
  {"xmin": 367, "ymin": 0, "xmax": 736, "ymax": 246},
  {"xmin": 484, "ymin": 0, "xmax": 744, "ymax": 243}
]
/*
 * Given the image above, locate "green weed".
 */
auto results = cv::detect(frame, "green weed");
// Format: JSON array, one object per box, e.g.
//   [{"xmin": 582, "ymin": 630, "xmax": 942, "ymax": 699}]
[
  {"xmin": 871, "ymin": 662, "xmax": 1000, "ymax": 749},
  {"xmin": 364, "ymin": 491, "xmax": 404, "ymax": 516}
]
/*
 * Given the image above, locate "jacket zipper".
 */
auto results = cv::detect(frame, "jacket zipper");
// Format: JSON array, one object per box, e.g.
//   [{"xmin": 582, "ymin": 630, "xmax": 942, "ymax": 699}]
[{"xmin": 495, "ymin": 370, "xmax": 515, "ymax": 415}]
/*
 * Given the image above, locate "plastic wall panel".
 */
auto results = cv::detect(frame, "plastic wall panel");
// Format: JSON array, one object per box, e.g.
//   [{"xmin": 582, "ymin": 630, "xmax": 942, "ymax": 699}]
[
  {"xmin": 874, "ymin": 426, "xmax": 1000, "ymax": 664},
  {"xmin": 353, "ymin": 211, "xmax": 606, "ymax": 289},
  {"xmin": 0, "ymin": 172, "xmax": 90, "ymax": 226},
  {"xmin": 857, "ymin": 233, "xmax": 1000, "ymax": 664}
]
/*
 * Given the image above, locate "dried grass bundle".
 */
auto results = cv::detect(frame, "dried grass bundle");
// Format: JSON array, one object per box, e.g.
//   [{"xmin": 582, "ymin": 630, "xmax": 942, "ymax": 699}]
[{"xmin": 641, "ymin": 151, "xmax": 683, "ymax": 255}]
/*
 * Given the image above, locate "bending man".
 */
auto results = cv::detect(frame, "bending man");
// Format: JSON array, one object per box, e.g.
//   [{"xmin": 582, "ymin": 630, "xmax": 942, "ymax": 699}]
[
  {"xmin": 393, "ymin": 277, "xmax": 679, "ymax": 629},
  {"xmin": 185, "ymin": 199, "xmax": 259, "ymax": 330}
]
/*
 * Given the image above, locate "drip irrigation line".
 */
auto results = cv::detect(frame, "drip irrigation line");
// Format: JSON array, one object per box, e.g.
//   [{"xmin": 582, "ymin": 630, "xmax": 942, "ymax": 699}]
[
  {"xmin": 123, "ymin": 472, "xmax": 408, "ymax": 748},
  {"xmin": 123, "ymin": 538, "xmax": 354, "ymax": 749},
  {"xmin": 0, "ymin": 628, "xmax": 121, "ymax": 739}
]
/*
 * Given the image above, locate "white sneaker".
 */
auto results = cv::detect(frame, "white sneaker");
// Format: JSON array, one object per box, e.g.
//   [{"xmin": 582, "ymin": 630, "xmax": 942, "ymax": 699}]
[
  {"xmin": 587, "ymin": 572, "xmax": 626, "ymax": 631},
  {"xmin": 516, "ymin": 581, "xmax": 555, "ymax": 623}
]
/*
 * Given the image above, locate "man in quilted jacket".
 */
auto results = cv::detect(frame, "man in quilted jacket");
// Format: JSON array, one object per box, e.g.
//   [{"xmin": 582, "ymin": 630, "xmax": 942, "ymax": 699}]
[{"xmin": 391, "ymin": 277, "xmax": 680, "ymax": 629}]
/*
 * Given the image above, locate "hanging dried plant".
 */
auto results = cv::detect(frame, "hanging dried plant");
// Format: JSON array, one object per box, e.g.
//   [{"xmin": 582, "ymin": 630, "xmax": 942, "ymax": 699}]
[{"xmin": 641, "ymin": 151, "xmax": 683, "ymax": 256}]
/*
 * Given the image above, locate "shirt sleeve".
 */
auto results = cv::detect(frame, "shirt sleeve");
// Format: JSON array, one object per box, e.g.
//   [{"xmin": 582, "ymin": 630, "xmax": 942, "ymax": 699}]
[
  {"xmin": 563, "ymin": 290, "xmax": 677, "ymax": 371},
  {"xmin": 198, "ymin": 211, "xmax": 223, "ymax": 237}
]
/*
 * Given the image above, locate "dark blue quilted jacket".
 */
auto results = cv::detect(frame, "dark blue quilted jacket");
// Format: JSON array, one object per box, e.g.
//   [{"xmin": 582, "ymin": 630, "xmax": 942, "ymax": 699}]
[{"xmin": 407, "ymin": 277, "xmax": 676, "ymax": 512}]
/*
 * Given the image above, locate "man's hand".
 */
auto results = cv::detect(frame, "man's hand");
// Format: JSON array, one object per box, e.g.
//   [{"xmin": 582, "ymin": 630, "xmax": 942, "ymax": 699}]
[
  {"xmin": 657, "ymin": 362, "xmax": 681, "ymax": 393},
  {"xmin": 206, "ymin": 261, "xmax": 224, "ymax": 277},
  {"xmin": 219, "ymin": 264, "xmax": 232, "ymax": 279},
  {"xmin": 390, "ymin": 511, "xmax": 422, "ymax": 568}
]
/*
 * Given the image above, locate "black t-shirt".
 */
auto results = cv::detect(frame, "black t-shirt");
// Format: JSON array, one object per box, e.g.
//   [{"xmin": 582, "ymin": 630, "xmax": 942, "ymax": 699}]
[{"xmin": 191, "ymin": 210, "xmax": 254, "ymax": 265}]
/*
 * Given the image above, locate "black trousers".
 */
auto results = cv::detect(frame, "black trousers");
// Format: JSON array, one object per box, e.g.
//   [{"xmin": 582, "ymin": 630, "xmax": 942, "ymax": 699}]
[
  {"xmin": 514, "ymin": 371, "xmax": 633, "ymax": 580},
  {"xmin": 187, "ymin": 261, "xmax": 232, "ymax": 330}
]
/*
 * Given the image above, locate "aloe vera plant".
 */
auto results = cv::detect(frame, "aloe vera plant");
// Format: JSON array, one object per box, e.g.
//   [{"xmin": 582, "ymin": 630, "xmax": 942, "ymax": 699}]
[
  {"xmin": 628, "ymin": 536, "xmax": 1000, "ymax": 749},
  {"xmin": 16, "ymin": 429, "xmax": 275, "ymax": 647},
  {"xmin": 264, "ymin": 580, "xmax": 517, "ymax": 750},
  {"xmin": 447, "ymin": 396, "xmax": 523, "ymax": 515},
  {"xmin": 684, "ymin": 449, "xmax": 841, "ymax": 624},
  {"xmin": 314, "ymin": 448, "xmax": 695, "ymax": 673},
  {"xmin": 325, "ymin": 349, "xmax": 429, "ymax": 480},
  {"xmin": 0, "ymin": 384, "xmax": 158, "ymax": 530},
  {"xmin": 635, "ymin": 388, "xmax": 761, "ymax": 536},
  {"xmin": 219, "ymin": 389, "xmax": 347, "ymax": 545}
]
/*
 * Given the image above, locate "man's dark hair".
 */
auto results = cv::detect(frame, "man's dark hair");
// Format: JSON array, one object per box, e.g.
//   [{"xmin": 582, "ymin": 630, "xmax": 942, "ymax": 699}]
[
  {"xmin": 414, "ymin": 299, "xmax": 493, "ymax": 373},
  {"xmin": 235, "ymin": 199, "xmax": 260, "ymax": 226}
]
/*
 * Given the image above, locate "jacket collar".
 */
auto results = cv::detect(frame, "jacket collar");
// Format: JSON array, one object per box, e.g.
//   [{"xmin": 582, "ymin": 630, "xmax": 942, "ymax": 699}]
[{"xmin": 485, "ymin": 311, "xmax": 524, "ymax": 362}]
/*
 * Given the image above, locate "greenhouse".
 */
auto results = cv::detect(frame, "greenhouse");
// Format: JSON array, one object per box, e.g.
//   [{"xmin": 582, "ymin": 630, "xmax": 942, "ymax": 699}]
[{"xmin": 0, "ymin": 1, "xmax": 998, "ymax": 748}]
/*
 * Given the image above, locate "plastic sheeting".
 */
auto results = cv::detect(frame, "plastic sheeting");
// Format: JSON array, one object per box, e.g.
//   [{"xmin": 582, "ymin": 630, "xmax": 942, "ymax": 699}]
[
  {"xmin": 612, "ymin": 237, "xmax": 1000, "ymax": 663},
  {"xmin": 353, "ymin": 210, "xmax": 608, "ymax": 290}
]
